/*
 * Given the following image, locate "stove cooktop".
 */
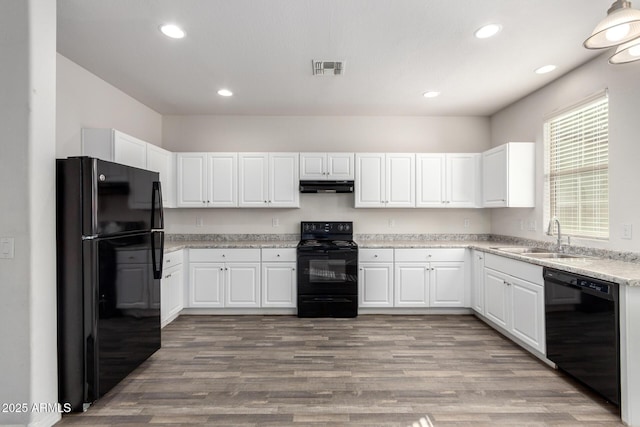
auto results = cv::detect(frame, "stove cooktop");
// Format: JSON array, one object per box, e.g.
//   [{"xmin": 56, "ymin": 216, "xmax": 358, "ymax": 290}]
[{"xmin": 297, "ymin": 239, "xmax": 358, "ymax": 250}]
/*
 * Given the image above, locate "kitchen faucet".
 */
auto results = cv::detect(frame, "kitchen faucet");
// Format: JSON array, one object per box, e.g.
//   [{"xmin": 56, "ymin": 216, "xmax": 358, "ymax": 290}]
[{"xmin": 547, "ymin": 216, "xmax": 570, "ymax": 247}]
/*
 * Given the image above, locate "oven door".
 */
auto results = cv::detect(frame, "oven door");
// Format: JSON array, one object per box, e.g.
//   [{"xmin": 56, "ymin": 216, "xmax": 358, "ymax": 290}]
[{"xmin": 297, "ymin": 249, "xmax": 358, "ymax": 295}]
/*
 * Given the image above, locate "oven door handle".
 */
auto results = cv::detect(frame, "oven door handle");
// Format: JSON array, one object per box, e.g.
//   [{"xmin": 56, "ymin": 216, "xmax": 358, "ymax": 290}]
[{"xmin": 310, "ymin": 297, "xmax": 352, "ymax": 303}]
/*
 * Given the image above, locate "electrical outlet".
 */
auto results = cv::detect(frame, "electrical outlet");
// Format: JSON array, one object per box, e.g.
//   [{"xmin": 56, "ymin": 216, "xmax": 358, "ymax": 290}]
[
  {"xmin": 272, "ymin": 217, "xmax": 280, "ymax": 227},
  {"xmin": 528, "ymin": 220, "xmax": 537, "ymax": 231},
  {"xmin": 195, "ymin": 217, "xmax": 203, "ymax": 227},
  {"xmin": 622, "ymin": 224, "xmax": 633, "ymax": 240},
  {"xmin": 463, "ymin": 219, "xmax": 470, "ymax": 228},
  {"xmin": 0, "ymin": 237, "xmax": 15, "ymax": 259},
  {"xmin": 519, "ymin": 220, "xmax": 525, "ymax": 231},
  {"xmin": 389, "ymin": 219, "xmax": 396, "ymax": 228}
]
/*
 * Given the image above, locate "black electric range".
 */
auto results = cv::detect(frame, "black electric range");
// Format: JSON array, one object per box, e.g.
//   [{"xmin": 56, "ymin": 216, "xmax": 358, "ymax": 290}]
[{"xmin": 297, "ymin": 222, "xmax": 358, "ymax": 318}]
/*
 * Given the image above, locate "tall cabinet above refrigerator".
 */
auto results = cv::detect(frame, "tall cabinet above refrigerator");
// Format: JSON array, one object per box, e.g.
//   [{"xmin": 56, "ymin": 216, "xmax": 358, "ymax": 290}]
[{"xmin": 56, "ymin": 157, "xmax": 164, "ymax": 411}]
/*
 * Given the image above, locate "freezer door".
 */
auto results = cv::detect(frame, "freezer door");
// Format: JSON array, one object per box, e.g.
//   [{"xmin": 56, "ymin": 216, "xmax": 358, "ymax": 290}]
[{"xmin": 88, "ymin": 232, "xmax": 161, "ymax": 402}]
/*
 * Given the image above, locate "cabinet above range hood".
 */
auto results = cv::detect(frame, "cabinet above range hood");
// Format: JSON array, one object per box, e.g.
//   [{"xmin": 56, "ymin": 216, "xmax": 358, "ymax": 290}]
[{"xmin": 299, "ymin": 180, "xmax": 354, "ymax": 193}]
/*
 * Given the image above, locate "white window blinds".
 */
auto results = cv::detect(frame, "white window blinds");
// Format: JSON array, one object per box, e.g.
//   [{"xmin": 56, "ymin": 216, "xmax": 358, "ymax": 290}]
[{"xmin": 544, "ymin": 95, "xmax": 609, "ymax": 240}]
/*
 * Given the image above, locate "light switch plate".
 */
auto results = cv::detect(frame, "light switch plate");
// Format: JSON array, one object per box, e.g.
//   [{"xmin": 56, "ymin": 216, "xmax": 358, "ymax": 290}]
[
  {"xmin": 622, "ymin": 224, "xmax": 633, "ymax": 240},
  {"xmin": 0, "ymin": 237, "xmax": 15, "ymax": 259}
]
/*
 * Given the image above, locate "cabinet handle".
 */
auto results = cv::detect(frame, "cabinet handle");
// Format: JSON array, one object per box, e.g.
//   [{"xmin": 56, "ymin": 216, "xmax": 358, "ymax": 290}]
[
  {"xmin": 292, "ymin": 268, "xmax": 296, "ymax": 271},
  {"xmin": 225, "ymin": 267, "xmax": 228, "ymax": 271},
  {"xmin": 264, "ymin": 200, "xmax": 268, "ymax": 203},
  {"xmin": 164, "ymin": 274, "xmax": 172, "ymax": 279},
  {"xmin": 374, "ymin": 254, "xmax": 378, "ymax": 258},
  {"xmin": 207, "ymin": 200, "xmax": 211, "ymax": 203},
  {"xmin": 166, "ymin": 259, "xmax": 171, "ymax": 263},
  {"xmin": 220, "ymin": 268, "xmax": 223, "ymax": 271},
  {"xmin": 222, "ymin": 254, "xmax": 226, "ymax": 258},
  {"xmin": 427, "ymin": 254, "xmax": 432, "ymax": 258},
  {"xmin": 202, "ymin": 201, "xmax": 206, "ymax": 204},
  {"xmin": 277, "ymin": 254, "xmax": 281, "ymax": 257}
]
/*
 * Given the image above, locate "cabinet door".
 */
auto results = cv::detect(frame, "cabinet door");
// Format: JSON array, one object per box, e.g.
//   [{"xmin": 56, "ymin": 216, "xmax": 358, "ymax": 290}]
[
  {"xmin": 386, "ymin": 154, "xmax": 415, "ymax": 208},
  {"xmin": 238, "ymin": 153, "xmax": 269, "ymax": 207},
  {"xmin": 176, "ymin": 153, "xmax": 207, "ymax": 207},
  {"xmin": 147, "ymin": 145, "xmax": 174, "ymax": 208},
  {"xmin": 482, "ymin": 145, "xmax": 508, "ymax": 207},
  {"xmin": 483, "ymin": 268, "xmax": 509, "ymax": 329},
  {"xmin": 394, "ymin": 263, "xmax": 429, "ymax": 307},
  {"xmin": 510, "ymin": 276, "xmax": 545, "ymax": 353},
  {"xmin": 416, "ymin": 154, "xmax": 445, "ymax": 207},
  {"xmin": 447, "ymin": 153, "xmax": 479, "ymax": 207},
  {"xmin": 208, "ymin": 153, "xmax": 238, "ymax": 207},
  {"xmin": 358, "ymin": 263, "xmax": 393, "ymax": 307},
  {"xmin": 269, "ymin": 153, "xmax": 299, "ymax": 208},
  {"xmin": 327, "ymin": 153, "xmax": 355, "ymax": 180},
  {"xmin": 225, "ymin": 262, "xmax": 261, "ymax": 307},
  {"xmin": 355, "ymin": 154, "xmax": 385, "ymax": 208},
  {"xmin": 471, "ymin": 251, "xmax": 485, "ymax": 315},
  {"xmin": 161, "ymin": 265, "xmax": 183, "ymax": 327},
  {"xmin": 430, "ymin": 261, "xmax": 465, "ymax": 307},
  {"xmin": 189, "ymin": 262, "xmax": 224, "ymax": 307},
  {"xmin": 113, "ymin": 130, "xmax": 147, "ymax": 169},
  {"xmin": 300, "ymin": 153, "xmax": 327, "ymax": 180},
  {"xmin": 262, "ymin": 262, "xmax": 296, "ymax": 307}
]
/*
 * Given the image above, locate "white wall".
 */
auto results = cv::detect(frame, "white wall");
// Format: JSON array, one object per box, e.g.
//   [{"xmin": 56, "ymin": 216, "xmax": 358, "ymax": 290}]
[
  {"xmin": 56, "ymin": 54, "xmax": 163, "ymax": 158},
  {"xmin": 0, "ymin": 0, "xmax": 58, "ymax": 426},
  {"xmin": 491, "ymin": 53, "xmax": 640, "ymax": 252},
  {"xmin": 162, "ymin": 115, "xmax": 492, "ymax": 235}
]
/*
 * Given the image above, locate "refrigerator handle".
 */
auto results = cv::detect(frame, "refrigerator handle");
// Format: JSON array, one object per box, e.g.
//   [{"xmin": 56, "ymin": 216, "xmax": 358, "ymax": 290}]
[
  {"xmin": 151, "ymin": 231, "xmax": 164, "ymax": 280},
  {"xmin": 151, "ymin": 181, "xmax": 164, "ymax": 230}
]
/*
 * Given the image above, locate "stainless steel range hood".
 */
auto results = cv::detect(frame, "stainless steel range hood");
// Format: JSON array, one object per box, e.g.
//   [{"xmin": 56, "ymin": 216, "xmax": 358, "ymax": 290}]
[{"xmin": 299, "ymin": 180, "xmax": 354, "ymax": 193}]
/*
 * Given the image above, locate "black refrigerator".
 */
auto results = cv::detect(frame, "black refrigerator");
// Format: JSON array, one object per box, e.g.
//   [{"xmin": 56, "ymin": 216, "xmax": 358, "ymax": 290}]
[{"xmin": 56, "ymin": 157, "xmax": 164, "ymax": 411}]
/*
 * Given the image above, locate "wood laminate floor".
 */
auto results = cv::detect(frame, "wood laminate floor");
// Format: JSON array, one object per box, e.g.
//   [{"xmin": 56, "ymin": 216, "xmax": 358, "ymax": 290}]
[{"xmin": 56, "ymin": 315, "xmax": 622, "ymax": 427}]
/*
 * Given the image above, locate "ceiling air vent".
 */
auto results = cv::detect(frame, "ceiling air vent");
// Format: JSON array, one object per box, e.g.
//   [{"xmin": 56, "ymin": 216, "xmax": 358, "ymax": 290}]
[{"xmin": 312, "ymin": 60, "xmax": 345, "ymax": 75}]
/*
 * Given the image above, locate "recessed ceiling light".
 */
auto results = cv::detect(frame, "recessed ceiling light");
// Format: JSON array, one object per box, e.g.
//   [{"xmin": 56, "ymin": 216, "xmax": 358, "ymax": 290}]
[
  {"xmin": 474, "ymin": 24, "xmax": 502, "ymax": 39},
  {"xmin": 160, "ymin": 24, "xmax": 185, "ymax": 39},
  {"xmin": 217, "ymin": 89, "xmax": 233, "ymax": 97},
  {"xmin": 423, "ymin": 91, "xmax": 440, "ymax": 98},
  {"xmin": 535, "ymin": 65, "xmax": 557, "ymax": 74}
]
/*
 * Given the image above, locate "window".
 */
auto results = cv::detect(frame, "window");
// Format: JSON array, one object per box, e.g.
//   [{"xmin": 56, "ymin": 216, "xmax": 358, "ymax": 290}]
[{"xmin": 544, "ymin": 94, "xmax": 609, "ymax": 240}]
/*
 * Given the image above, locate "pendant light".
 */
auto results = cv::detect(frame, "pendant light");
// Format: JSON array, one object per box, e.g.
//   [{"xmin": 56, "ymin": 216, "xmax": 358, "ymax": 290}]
[
  {"xmin": 584, "ymin": 0, "xmax": 640, "ymax": 49},
  {"xmin": 609, "ymin": 37, "xmax": 640, "ymax": 63}
]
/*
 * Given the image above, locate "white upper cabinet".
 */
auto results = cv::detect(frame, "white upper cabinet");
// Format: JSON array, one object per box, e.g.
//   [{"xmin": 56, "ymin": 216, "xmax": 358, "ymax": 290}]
[
  {"xmin": 208, "ymin": 153, "xmax": 238, "ymax": 207},
  {"xmin": 482, "ymin": 142, "xmax": 535, "ymax": 208},
  {"xmin": 355, "ymin": 153, "xmax": 415, "ymax": 208},
  {"xmin": 82, "ymin": 128, "xmax": 148, "ymax": 169},
  {"xmin": 176, "ymin": 153, "xmax": 208, "ymax": 207},
  {"xmin": 300, "ymin": 152, "xmax": 355, "ymax": 180},
  {"xmin": 416, "ymin": 153, "xmax": 480, "ymax": 208},
  {"xmin": 146, "ymin": 144, "xmax": 175, "ymax": 208},
  {"xmin": 239, "ymin": 153, "xmax": 299, "ymax": 208},
  {"xmin": 176, "ymin": 153, "xmax": 238, "ymax": 208}
]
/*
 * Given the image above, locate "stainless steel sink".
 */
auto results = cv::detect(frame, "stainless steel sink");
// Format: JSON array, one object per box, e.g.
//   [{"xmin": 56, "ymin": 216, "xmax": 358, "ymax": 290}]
[
  {"xmin": 490, "ymin": 247, "xmax": 549, "ymax": 254},
  {"xmin": 523, "ymin": 252, "xmax": 585, "ymax": 260}
]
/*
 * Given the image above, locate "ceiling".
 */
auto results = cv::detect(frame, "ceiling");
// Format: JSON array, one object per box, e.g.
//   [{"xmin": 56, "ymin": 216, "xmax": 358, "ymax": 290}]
[{"xmin": 57, "ymin": 0, "xmax": 610, "ymax": 116}]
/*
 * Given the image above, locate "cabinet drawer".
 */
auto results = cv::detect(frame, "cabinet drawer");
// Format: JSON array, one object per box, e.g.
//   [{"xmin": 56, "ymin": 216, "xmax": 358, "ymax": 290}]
[
  {"xmin": 163, "ymin": 250, "xmax": 183, "ymax": 269},
  {"xmin": 262, "ymin": 248, "xmax": 297, "ymax": 262},
  {"xmin": 394, "ymin": 248, "xmax": 465, "ymax": 262},
  {"xmin": 116, "ymin": 248, "xmax": 149, "ymax": 264},
  {"xmin": 189, "ymin": 248, "xmax": 260, "ymax": 263},
  {"xmin": 484, "ymin": 253, "xmax": 543, "ymax": 285},
  {"xmin": 359, "ymin": 248, "xmax": 394, "ymax": 262}
]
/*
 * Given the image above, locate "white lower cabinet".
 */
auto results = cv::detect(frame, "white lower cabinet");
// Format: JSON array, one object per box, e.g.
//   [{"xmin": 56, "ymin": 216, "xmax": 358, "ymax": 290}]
[
  {"xmin": 394, "ymin": 248, "xmax": 466, "ymax": 308},
  {"xmin": 358, "ymin": 249, "xmax": 394, "ymax": 307},
  {"xmin": 161, "ymin": 250, "xmax": 184, "ymax": 327},
  {"xmin": 482, "ymin": 253, "xmax": 545, "ymax": 354},
  {"xmin": 187, "ymin": 249, "xmax": 261, "ymax": 308},
  {"xmin": 394, "ymin": 263, "xmax": 429, "ymax": 307},
  {"xmin": 261, "ymin": 249, "xmax": 297, "ymax": 308},
  {"xmin": 471, "ymin": 250, "xmax": 485, "ymax": 315}
]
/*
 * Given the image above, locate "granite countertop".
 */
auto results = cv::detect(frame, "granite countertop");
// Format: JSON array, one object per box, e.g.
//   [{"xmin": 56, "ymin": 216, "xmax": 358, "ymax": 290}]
[
  {"xmin": 165, "ymin": 240, "xmax": 298, "ymax": 252},
  {"xmin": 359, "ymin": 239, "xmax": 640, "ymax": 287},
  {"xmin": 163, "ymin": 235, "xmax": 640, "ymax": 287}
]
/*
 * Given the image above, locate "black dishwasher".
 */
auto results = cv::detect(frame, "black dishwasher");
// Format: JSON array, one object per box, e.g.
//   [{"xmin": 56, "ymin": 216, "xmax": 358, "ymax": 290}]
[{"xmin": 544, "ymin": 268, "xmax": 620, "ymax": 406}]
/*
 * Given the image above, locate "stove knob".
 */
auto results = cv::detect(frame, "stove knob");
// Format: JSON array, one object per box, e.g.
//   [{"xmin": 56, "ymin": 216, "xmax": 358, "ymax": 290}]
[{"xmin": 338, "ymin": 224, "xmax": 344, "ymax": 231}]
